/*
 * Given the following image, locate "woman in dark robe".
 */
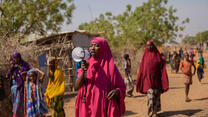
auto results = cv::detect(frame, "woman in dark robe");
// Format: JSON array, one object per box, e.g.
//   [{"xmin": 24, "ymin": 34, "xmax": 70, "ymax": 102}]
[
  {"xmin": 6, "ymin": 52, "xmax": 30, "ymax": 117},
  {"xmin": 136, "ymin": 41, "xmax": 169, "ymax": 117}
]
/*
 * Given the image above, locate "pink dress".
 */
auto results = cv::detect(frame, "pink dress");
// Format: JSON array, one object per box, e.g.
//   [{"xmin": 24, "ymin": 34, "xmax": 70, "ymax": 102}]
[{"xmin": 75, "ymin": 37, "xmax": 126, "ymax": 117}]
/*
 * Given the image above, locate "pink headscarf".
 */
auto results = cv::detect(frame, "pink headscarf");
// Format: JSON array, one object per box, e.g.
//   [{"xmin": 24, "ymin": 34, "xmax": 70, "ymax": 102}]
[
  {"xmin": 136, "ymin": 41, "xmax": 169, "ymax": 94},
  {"xmin": 75, "ymin": 37, "xmax": 126, "ymax": 117}
]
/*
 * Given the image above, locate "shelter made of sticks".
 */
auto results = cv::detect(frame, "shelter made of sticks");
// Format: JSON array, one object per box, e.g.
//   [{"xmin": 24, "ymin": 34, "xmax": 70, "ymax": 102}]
[{"xmin": 28, "ymin": 31, "xmax": 99, "ymax": 92}]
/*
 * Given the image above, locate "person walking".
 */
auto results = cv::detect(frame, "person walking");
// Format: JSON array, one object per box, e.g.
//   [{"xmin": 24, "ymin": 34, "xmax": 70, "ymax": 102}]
[
  {"xmin": 180, "ymin": 52, "xmax": 196, "ymax": 102},
  {"xmin": 136, "ymin": 41, "xmax": 169, "ymax": 117},
  {"xmin": 123, "ymin": 54, "xmax": 134, "ymax": 97}
]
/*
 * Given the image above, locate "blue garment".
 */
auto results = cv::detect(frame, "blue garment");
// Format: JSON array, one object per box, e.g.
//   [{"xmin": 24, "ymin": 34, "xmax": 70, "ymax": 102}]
[
  {"xmin": 179, "ymin": 48, "xmax": 184, "ymax": 59},
  {"xmin": 26, "ymin": 79, "xmax": 48, "ymax": 117},
  {"xmin": 199, "ymin": 57, "xmax": 204, "ymax": 66},
  {"xmin": 123, "ymin": 61, "xmax": 127, "ymax": 72},
  {"xmin": 76, "ymin": 61, "xmax": 82, "ymax": 79}
]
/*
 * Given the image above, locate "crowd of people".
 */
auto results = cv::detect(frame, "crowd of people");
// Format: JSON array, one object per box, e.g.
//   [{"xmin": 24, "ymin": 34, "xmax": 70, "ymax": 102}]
[
  {"xmin": 167, "ymin": 45, "xmax": 206, "ymax": 102},
  {"xmin": 0, "ymin": 37, "xmax": 207, "ymax": 117},
  {"xmin": 4, "ymin": 53, "xmax": 65, "ymax": 117}
]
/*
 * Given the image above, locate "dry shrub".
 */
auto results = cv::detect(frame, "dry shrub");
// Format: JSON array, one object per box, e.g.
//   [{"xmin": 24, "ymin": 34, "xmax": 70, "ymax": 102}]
[
  {"xmin": 0, "ymin": 37, "xmax": 38, "ymax": 75},
  {"xmin": 112, "ymin": 46, "xmax": 144, "ymax": 81}
]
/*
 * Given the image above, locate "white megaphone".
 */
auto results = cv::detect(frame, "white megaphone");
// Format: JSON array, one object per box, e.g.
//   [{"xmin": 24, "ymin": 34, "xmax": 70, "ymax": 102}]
[
  {"xmin": 72, "ymin": 47, "xmax": 91, "ymax": 62},
  {"xmin": 71, "ymin": 47, "xmax": 90, "ymax": 103}
]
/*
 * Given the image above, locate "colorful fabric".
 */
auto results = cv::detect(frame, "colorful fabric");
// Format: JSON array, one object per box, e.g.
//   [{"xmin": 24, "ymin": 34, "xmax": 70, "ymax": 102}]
[
  {"xmin": 199, "ymin": 57, "xmax": 204, "ymax": 66},
  {"xmin": 26, "ymin": 70, "xmax": 48, "ymax": 117},
  {"xmin": 136, "ymin": 41, "xmax": 169, "ymax": 94},
  {"xmin": 75, "ymin": 37, "xmax": 126, "ymax": 117},
  {"xmin": 196, "ymin": 60, "xmax": 203, "ymax": 70},
  {"xmin": 6, "ymin": 52, "xmax": 30, "ymax": 91},
  {"xmin": 147, "ymin": 89, "xmax": 161, "ymax": 116},
  {"xmin": 45, "ymin": 57, "xmax": 65, "ymax": 107},
  {"xmin": 11, "ymin": 82, "xmax": 24, "ymax": 117},
  {"xmin": 51, "ymin": 96, "xmax": 65, "ymax": 117},
  {"xmin": 6, "ymin": 52, "xmax": 30, "ymax": 116},
  {"xmin": 27, "ymin": 69, "xmax": 38, "ymax": 75},
  {"xmin": 76, "ymin": 61, "xmax": 82, "ymax": 79},
  {"xmin": 196, "ymin": 60, "xmax": 204, "ymax": 82}
]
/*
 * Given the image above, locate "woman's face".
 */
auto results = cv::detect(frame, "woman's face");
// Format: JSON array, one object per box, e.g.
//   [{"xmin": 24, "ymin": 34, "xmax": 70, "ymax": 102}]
[
  {"xmin": 49, "ymin": 60, "xmax": 55, "ymax": 69},
  {"xmin": 89, "ymin": 42, "xmax": 100, "ymax": 58},
  {"xmin": 28, "ymin": 73, "xmax": 37, "ymax": 81},
  {"xmin": 13, "ymin": 56, "xmax": 20, "ymax": 64},
  {"xmin": 147, "ymin": 42, "xmax": 153, "ymax": 52}
]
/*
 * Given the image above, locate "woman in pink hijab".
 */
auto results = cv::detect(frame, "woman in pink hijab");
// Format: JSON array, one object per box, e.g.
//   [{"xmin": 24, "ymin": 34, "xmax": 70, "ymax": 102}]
[
  {"xmin": 75, "ymin": 37, "xmax": 126, "ymax": 117},
  {"xmin": 136, "ymin": 41, "xmax": 169, "ymax": 117}
]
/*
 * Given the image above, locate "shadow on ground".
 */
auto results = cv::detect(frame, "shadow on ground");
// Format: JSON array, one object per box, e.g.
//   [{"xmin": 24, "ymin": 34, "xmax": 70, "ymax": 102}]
[
  {"xmin": 158, "ymin": 109, "xmax": 202, "ymax": 117},
  {"xmin": 133, "ymin": 94, "xmax": 147, "ymax": 98},
  {"xmin": 194, "ymin": 97, "xmax": 208, "ymax": 101},
  {"xmin": 201, "ymin": 82, "xmax": 208, "ymax": 85},
  {"xmin": 122, "ymin": 110, "xmax": 137, "ymax": 116},
  {"xmin": 169, "ymin": 86, "xmax": 184, "ymax": 90}
]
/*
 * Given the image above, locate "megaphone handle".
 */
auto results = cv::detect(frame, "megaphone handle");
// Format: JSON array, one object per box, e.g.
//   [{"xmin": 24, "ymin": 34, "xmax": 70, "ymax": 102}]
[{"xmin": 82, "ymin": 68, "xmax": 87, "ymax": 103}]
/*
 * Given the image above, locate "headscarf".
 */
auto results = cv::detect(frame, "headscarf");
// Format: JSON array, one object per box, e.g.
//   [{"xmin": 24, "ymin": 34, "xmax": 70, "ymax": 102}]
[
  {"xmin": 45, "ymin": 57, "xmax": 65, "ymax": 107},
  {"xmin": 27, "ymin": 69, "xmax": 37, "ymax": 75},
  {"xmin": 6, "ymin": 52, "xmax": 30, "ymax": 91},
  {"xmin": 136, "ymin": 41, "xmax": 169, "ymax": 94},
  {"xmin": 196, "ymin": 60, "xmax": 201, "ymax": 70},
  {"xmin": 47, "ymin": 56, "xmax": 58, "ymax": 68},
  {"xmin": 26, "ymin": 69, "xmax": 48, "ymax": 117},
  {"xmin": 75, "ymin": 37, "xmax": 126, "ymax": 117}
]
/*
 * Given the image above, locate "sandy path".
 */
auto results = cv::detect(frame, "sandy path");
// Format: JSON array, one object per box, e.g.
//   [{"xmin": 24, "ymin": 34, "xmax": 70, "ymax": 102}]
[{"xmin": 63, "ymin": 66, "xmax": 208, "ymax": 117}]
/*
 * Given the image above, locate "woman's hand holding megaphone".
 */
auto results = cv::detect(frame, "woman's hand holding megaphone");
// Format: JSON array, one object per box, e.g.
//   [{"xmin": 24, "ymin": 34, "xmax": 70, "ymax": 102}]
[{"xmin": 81, "ymin": 60, "xmax": 89, "ymax": 71}]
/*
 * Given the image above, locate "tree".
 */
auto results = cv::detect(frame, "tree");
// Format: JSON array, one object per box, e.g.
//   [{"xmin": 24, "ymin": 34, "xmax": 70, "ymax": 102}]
[
  {"xmin": 182, "ymin": 36, "xmax": 196, "ymax": 44},
  {"xmin": 79, "ymin": 13, "xmax": 116, "ymax": 47},
  {"xmin": 79, "ymin": 0, "xmax": 189, "ymax": 49},
  {"xmin": 0, "ymin": 0, "xmax": 75, "ymax": 39},
  {"xmin": 195, "ymin": 31, "xmax": 208, "ymax": 42},
  {"xmin": 182, "ymin": 30, "xmax": 208, "ymax": 44}
]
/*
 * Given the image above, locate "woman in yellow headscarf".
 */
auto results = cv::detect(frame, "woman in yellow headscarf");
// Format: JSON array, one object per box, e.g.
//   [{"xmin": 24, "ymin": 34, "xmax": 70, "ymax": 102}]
[{"xmin": 45, "ymin": 57, "xmax": 65, "ymax": 117}]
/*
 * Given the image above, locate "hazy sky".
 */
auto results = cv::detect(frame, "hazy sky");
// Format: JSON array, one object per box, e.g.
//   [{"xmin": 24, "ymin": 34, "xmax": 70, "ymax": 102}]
[{"xmin": 62, "ymin": 0, "xmax": 208, "ymax": 39}]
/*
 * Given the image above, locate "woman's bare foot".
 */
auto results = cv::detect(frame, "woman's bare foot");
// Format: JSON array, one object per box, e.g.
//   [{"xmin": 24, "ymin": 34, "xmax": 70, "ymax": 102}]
[{"xmin": 185, "ymin": 98, "xmax": 192, "ymax": 102}]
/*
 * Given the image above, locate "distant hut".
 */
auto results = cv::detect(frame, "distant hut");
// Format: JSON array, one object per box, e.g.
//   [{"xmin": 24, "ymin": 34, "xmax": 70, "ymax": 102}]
[{"xmin": 27, "ymin": 31, "xmax": 99, "ymax": 92}]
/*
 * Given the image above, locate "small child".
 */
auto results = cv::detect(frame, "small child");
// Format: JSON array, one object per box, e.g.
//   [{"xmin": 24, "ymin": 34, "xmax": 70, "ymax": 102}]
[
  {"xmin": 123, "ymin": 54, "xmax": 134, "ymax": 97},
  {"xmin": 180, "ymin": 52, "xmax": 196, "ymax": 102},
  {"xmin": 196, "ymin": 60, "xmax": 204, "ymax": 82},
  {"xmin": 26, "ymin": 69, "xmax": 48, "ymax": 117}
]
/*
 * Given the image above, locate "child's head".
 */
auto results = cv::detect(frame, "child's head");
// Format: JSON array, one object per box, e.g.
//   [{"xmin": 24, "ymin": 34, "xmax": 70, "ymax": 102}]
[
  {"xmin": 27, "ymin": 69, "xmax": 38, "ymax": 82},
  {"xmin": 123, "ymin": 54, "xmax": 129, "ymax": 60},
  {"xmin": 184, "ymin": 52, "xmax": 189, "ymax": 60}
]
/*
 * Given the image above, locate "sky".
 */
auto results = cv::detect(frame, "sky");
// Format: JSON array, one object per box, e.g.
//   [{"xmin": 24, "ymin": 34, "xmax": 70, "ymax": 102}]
[{"xmin": 62, "ymin": 0, "xmax": 208, "ymax": 40}]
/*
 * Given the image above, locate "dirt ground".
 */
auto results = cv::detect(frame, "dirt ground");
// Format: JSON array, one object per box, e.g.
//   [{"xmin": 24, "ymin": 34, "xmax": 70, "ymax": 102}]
[{"xmin": 63, "ymin": 65, "xmax": 208, "ymax": 117}]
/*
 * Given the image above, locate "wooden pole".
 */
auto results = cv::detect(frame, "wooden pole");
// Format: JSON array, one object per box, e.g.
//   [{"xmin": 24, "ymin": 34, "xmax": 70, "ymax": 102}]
[{"xmin": 200, "ymin": 32, "xmax": 202, "ymax": 43}]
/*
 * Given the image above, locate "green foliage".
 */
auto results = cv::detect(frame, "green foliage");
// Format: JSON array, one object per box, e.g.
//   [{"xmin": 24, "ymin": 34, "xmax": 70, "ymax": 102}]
[
  {"xmin": 182, "ymin": 36, "xmax": 196, "ymax": 44},
  {"xmin": 182, "ymin": 30, "xmax": 208, "ymax": 44},
  {"xmin": 79, "ymin": 0, "xmax": 188, "ymax": 49},
  {"xmin": 195, "ymin": 31, "xmax": 208, "ymax": 42},
  {"xmin": 0, "ymin": 0, "xmax": 75, "ymax": 39}
]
